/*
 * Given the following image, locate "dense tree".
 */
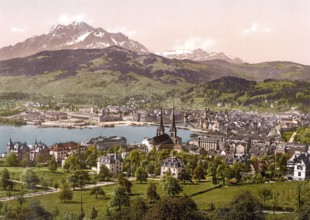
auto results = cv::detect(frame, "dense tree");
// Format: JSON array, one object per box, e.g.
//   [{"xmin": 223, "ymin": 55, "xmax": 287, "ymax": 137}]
[
  {"xmin": 208, "ymin": 156, "xmax": 224, "ymax": 184},
  {"xmin": 258, "ymin": 187, "xmax": 273, "ymax": 207},
  {"xmin": 21, "ymin": 153, "xmax": 32, "ymax": 167},
  {"xmin": 227, "ymin": 191, "xmax": 262, "ymax": 220},
  {"xmin": 161, "ymin": 175, "xmax": 182, "ymax": 197},
  {"xmin": 295, "ymin": 200, "xmax": 310, "ymax": 220},
  {"xmin": 63, "ymin": 155, "xmax": 80, "ymax": 171},
  {"xmin": 0, "ymin": 168, "xmax": 13, "ymax": 190},
  {"xmin": 24, "ymin": 199, "xmax": 53, "ymax": 220},
  {"xmin": 117, "ymin": 174, "xmax": 132, "ymax": 194},
  {"xmin": 90, "ymin": 186, "xmax": 105, "ymax": 199},
  {"xmin": 54, "ymin": 182, "xmax": 59, "ymax": 191},
  {"xmin": 51, "ymin": 207, "xmax": 60, "ymax": 219},
  {"xmin": 144, "ymin": 196, "xmax": 203, "ymax": 220},
  {"xmin": 86, "ymin": 150, "xmax": 98, "ymax": 168},
  {"xmin": 130, "ymin": 197, "xmax": 148, "ymax": 220},
  {"xmin": 231, "ymin": 162, "xmax": 247, "ymax": 182},
  {"xmin": 178, "ymin": 168, "xmax": 193, "ymax": 184},
  {"xmin": 275, "ymin": 153, "xmax": 290, "ymax": 177},
  {"xmin": 296, "ymin": 127, "xmax": 310, "ymax": 144},
  {"xmin": 16, "ymin": 193, "xmax": 26, "ymax": 207},
  {"xmin": 90, "ymin": 206, "xmax": 98, "ymax": 220},
  {"xmin": 135, "ymin": 166, "xmax": 148, "ymax": 183},
  {"xmin": 5, "ymin": 153, "xmax": 19, "ymax": 167},
  {"xmin": 110, "ymin": 186, "xmax": 130, "ymax": 211},
  {"xmin": 98, "ymin": 164, "xmax": 110, "ymax": 181},
  {"xmin": 59, "ymin": 183, "xmax": 73, "ymax": 203},
  {"xmin": 47, "ymin": 156, "xmax": 58, "ymax": 172},
  {"xmin": 125, "ymin": 150, "xmax": 143, "ymax": 175},
  {"xmin": 69, "ymin": 170, "xmax": 90, "ymax": 190},
  {"xmin": 146, "ymin": 163, "xmax": 155, "ymax": 175},
  {"xmin": 20, "ymin": 168, "xmax": 39, "ymax": 189},
  {"xmin": 193, "ymin": 165, "xmax": 206, "ymax": 182},
  {"xmin": 146, "ymin": 182, "xmax": 160, "ymax": 203},
  {"xmin": 42, "ymin": 181, "xmax": 49, "ymax": 192},
  {"xmin": 158, "ymin": 149, "xmax": 172, "ymax": 161},
  {"xmin": 2, "ymin": 198, "xmax": 53, "ymax": 220}
]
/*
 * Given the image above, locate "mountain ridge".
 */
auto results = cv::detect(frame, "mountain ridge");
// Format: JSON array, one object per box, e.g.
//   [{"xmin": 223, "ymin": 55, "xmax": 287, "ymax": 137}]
[
  {"xmin": 0, "ymin": 46, "xmax": 309, "ymax": 82},
  {"xmin": 0, "ymin": 22, "xmax": 148, "ymax": 60},
  {"xmin": 156, "ymin": 48, "xmax": 243, "ymax": 64}
]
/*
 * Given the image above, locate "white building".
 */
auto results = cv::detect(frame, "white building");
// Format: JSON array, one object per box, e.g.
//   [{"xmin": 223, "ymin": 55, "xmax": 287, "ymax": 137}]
[
  {"xmin": 287, "ymin": 151, "xmax": 310, "ymax": 180},
  {"xmin": 97, "ymin": 153, "xmax": 123, "ymax": 175},
  {"xmin": 161, "ymin": 157, "xmax": 184, "ymax": 178}
]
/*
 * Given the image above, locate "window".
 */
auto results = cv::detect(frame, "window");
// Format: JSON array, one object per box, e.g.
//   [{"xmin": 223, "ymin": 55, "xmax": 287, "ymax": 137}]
[
  {"xmin": 297, "ymin": 165, "xmax": 303, "ymax": 170},
  {"xmin": 298, "ymin": 172, "xmax": 301, "ymax": 176}
]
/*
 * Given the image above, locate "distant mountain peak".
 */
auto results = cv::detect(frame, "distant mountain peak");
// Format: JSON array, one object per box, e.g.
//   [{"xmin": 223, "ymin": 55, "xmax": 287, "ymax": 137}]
[
  {"xmin": 0, "ymin": 22, "xmax": 148, "ymax": 60},
  {"xmin": 157, "ymin": 48, "xmax": 243, "ymax": 63}
]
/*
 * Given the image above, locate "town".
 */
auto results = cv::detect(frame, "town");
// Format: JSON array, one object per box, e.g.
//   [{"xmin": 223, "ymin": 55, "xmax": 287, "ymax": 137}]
[
  {"xmin": 1, "ymin": 100, "xmax": 310, "ymax": 219},
  {"xmin": 6, "ymin": 103, "xmax": 310, "ymax": 181}
]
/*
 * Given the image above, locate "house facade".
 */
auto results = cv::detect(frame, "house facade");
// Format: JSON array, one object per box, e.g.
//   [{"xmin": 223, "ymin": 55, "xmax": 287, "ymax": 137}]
[
  {"xmin": 49, "ymin": 142, "xmax": 81, "ymax": 162},
  {"xmin": 29, "ymin": 141, "xmax": 50, "ymax": 163},
  {"xmin": 287, "ymin": 151, "xmax": 310, "ymax": 180},
  {"xmin": 161, "ymin": 157, "xmax": 184, "ymax": 178},
  {"xmin": 81, "ymin": 136, "xmax": 127, "ymax": 151},
  {"xmin": 7, "ymin": 139, "xmax": 30, "ymax": 160},
  {"xmin": 97, "ymin": 153, "xmax": 123, "ymax": 175}
]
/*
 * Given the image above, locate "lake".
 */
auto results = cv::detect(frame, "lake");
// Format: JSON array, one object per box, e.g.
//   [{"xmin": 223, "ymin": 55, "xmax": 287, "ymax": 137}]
[{"xmin": 0, "ymin": 125, "xmax": 193, "ymax": 153}]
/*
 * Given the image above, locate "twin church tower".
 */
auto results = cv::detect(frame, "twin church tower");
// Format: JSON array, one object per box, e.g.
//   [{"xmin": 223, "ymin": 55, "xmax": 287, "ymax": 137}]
[{"xmin": 156, "ymin": 107, "xmax": 181, "ymax": 145}]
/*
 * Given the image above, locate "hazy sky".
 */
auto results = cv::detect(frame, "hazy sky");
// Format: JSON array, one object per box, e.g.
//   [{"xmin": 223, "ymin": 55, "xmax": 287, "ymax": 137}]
[{"xmin": 1, "ymin": 0, "xmax": 310, "ymax": 64}]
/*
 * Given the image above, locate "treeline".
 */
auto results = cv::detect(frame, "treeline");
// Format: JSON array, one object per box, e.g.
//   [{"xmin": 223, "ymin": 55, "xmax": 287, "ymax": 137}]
[{"xmin": 0, "ymin": 117, "xmax": 26, "ymax": 126}]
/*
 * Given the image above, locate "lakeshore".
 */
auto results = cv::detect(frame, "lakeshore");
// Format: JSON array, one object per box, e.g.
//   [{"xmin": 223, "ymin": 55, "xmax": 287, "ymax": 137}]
[{"xmin": 0, "ymin": 123, "xmax": 193, "ymax": 153}]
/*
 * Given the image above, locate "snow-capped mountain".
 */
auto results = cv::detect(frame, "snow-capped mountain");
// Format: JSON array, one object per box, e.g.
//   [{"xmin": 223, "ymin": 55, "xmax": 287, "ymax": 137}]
[
  {"xmin": 157, "ymin": 48, "xmax": 243, "ymax": 63},
  {"xmin": 0, "ymin": 21, "xmax": 148, "ymax": 60}
]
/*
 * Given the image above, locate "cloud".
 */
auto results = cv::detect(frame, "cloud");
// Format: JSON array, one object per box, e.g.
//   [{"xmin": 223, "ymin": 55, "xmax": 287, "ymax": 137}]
[
  {"xmin": 107, "ymin": 27, "xmax": 137, "ymax": 37},
  {"xmin": 174, "ymin": 37, "xmax": 217, "ymax": 51},
  {"xmin": 57, "ymin": 14, "xmax": 93, "ymax": 25},
  {"xmin": 10, "ymin": 26, "xmax": 25, "ymax": 33},
  {"xmin": 243, "ymin": 22, "xmax": 272, "ymax": 34}
]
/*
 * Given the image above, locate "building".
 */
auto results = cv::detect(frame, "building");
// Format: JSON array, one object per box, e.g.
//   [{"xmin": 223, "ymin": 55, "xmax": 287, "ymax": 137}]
[
  {"xmin": 97, "ymin": 153, "xmax": 123, "ymax": 175},
  {"xmin": 145, "ymin": 108, "xmax": 182, "ymax": 151},
  {"xmin": 49, "ymin": 142, "xmax": 81, "ymax": 162},
  {"xmin": 287, "ymin": 151, "xmax": 310, "ymax": 180},
  {"xmin": 29, "ymin": 140, "xmax": 49, "ymax": 163},
  {"xmin": 81, "ymin": 136, "xmax": 127, "ymax": 151},
  {"xmin": 199, "ymin": 108, "xmax": 220, "ymax": 132},
  {"xmin": 190, "ymin": 134, "xmax": 225, "ymax": 152},
  {"xmin": 7, "ymin": 139, "xmax": 30, "ymax": 160},
  {"xmin": 169, "ymin": 109, "xmax": 182, "ymax": 145},
  {"xmin": 161, "ymin": 157, "xmax": 184, "ymax": 178}
]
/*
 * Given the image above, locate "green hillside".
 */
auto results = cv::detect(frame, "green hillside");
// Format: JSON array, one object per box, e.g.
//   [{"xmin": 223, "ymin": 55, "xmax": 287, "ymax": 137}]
[{"xmin": 0, "ymin": 47, "xmax": 309, "ymax": 111}]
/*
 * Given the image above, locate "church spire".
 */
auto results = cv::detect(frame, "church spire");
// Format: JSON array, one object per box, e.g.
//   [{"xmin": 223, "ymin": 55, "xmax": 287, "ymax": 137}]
[
  {"xmin": 157, "ymin": 107, "xmax": 165, "ymax": 136},
  {"xmin": 170, "ymin": 108, "xmax": 177, "ymax": 138}
]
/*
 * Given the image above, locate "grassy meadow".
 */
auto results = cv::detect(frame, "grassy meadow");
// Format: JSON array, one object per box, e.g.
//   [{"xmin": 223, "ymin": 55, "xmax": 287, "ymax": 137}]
[{"xmin": 0, "ymin": 167, "xmax": 303, "ymax": 219}]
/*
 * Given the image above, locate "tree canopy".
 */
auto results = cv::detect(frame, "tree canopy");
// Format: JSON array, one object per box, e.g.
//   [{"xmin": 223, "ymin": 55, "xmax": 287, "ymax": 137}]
[
  {"xmin": 59, "ymin": 183, "xmax": 73, "ymax": 203},
  {"xmin": 144, "ymin": 196, "xmax": 203, "ymax": 220},
  {"xmin": 135, "ymin": 166, "xmax": 148, "ymax": 183},
  {"xmin": 20, "ymin": 168, "xmax": 39, "ymax": 189},
  {"xmin": 0, "ymin": 168, "xmax": 13, "ymax": 190},
  {"xmin": 161, "ymin": 175, "xmax": 182, "ymax": 197}
]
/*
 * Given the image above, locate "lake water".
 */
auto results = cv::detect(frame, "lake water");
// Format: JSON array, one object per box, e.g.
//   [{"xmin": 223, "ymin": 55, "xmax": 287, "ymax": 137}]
[{"xmin": 0, "ymin": 125, "xmax": 193, "ymax": 153}]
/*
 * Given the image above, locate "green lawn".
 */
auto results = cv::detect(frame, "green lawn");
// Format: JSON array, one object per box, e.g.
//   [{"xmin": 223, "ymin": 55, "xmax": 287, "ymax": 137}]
[
  {"xmin": 2, "ymin": 179, "xmax": 217, "ymax": 218},
  {"xmin": 192, "ymin": 181, "xmax": 303, "ymax": 210},
  {"xmin": 0, "ymin": 167, "xmax": 71, "ymax": 185},
  {"xmin": 0, "ymin": 167, "xmax": 305, "ymax": 218},
  {"xmin": 5, "ymin": 187, "xmax": 113, "ymax": 219}
]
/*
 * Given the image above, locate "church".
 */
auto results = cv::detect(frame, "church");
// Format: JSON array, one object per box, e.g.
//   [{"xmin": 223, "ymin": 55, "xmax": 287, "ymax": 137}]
[{"xmin": 142, "ymin": 108, "xmax": 182, "ymax": 151}]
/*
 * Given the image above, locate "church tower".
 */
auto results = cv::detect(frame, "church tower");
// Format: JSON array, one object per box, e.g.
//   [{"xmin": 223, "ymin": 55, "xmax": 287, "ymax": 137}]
[
  {"xmin": 157, "ymin": 107, "xmax": 165, "ymax": 136},
  {"xmin": 170, "ymin": 108, "xmax": 177, "ymax": 139}
]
